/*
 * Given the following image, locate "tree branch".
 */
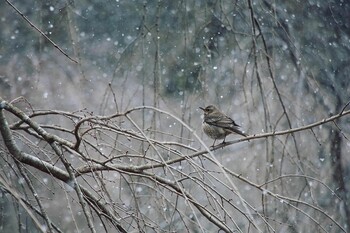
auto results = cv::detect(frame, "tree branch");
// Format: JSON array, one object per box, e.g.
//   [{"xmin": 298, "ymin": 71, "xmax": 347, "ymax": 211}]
[{"xmin": 5, "ymin": 0, "xmax": 79, "ymax": 64}]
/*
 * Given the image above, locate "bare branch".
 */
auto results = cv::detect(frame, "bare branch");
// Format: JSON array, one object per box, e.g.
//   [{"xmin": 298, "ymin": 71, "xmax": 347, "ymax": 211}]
[{"xmin": 4, "ymin": 0, "xmax": 79, "ymax": 64}]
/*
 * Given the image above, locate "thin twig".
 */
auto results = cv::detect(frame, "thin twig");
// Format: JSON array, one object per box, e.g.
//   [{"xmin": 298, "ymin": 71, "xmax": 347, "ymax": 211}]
[{"xmin": 5, "ymin": 0, "xmax": 78, "ymax": 64}]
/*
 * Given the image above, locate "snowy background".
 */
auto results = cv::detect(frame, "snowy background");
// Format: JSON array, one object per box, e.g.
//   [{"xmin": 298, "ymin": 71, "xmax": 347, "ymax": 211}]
[{"xmin": 0, "ymin": 0, "xmax": 350, "ymax": 232}]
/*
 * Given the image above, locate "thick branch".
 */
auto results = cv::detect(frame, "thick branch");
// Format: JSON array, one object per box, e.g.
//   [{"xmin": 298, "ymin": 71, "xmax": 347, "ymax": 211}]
[
  {"xmin": 0, "ymin": 99, "xmax": 127, "ymax": 233},
  {"xmin": 0, "ymin": 108, "xmax": 70, "ymax": 181}
]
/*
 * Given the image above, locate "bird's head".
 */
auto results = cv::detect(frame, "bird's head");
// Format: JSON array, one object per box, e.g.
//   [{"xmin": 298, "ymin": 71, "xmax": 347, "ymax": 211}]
[{"xmin": 199, "ymin": 105, "xmax": 217, "ymax": 115}]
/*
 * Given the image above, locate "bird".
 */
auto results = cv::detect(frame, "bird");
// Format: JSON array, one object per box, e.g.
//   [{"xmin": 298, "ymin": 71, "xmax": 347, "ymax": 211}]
[{"xmin": 199, "ymin": 105, "xmax": 247, "ymax": 146}]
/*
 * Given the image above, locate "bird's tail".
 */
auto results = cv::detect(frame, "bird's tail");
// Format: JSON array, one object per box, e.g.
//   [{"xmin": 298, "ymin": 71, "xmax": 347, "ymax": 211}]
[{"xmin": 228, "ymin": 127, "xmax": 248, "ymax": 137}]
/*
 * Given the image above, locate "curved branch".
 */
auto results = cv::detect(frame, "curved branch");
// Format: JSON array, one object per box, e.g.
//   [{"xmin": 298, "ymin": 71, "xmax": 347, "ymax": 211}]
[
  {"xmin": 0, "ymin": 99, "xmax": 128, "ymax": 233},
  {"xmin": 1, "ymin": 99, "xmax": 349, "ymax": 232}
]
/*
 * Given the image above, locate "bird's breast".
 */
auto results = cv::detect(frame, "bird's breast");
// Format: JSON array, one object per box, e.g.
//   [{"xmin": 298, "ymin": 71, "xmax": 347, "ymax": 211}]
[{"xmin": 202, "ymin": 122, "xmax": 228, "ymax": 139}]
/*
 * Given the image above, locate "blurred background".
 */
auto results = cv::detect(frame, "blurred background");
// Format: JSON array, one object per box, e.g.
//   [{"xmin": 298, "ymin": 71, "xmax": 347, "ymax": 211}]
[{"xmin": 0, "ymin": 0, "xmax": 350, "ymax": 232}]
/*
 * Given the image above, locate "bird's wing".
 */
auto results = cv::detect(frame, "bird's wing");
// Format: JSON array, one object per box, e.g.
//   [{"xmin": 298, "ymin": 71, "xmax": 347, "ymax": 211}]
[
  {"xmin": 206, "ymin": 114, "xmax": 247, "ymax": 137},
  {"xmin": 205, "ymin": 115, "xmax": 240, "ymax": 128}
]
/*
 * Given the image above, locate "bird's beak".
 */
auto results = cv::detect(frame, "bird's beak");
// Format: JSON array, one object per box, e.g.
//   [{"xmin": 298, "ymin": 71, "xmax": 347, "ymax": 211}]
[{"xmin": 199, "ymin": 107, "xmax": 205, "ymax": 111}]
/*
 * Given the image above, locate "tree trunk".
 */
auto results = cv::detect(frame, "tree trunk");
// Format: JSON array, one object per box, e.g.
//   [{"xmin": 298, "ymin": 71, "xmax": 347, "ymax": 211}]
[{"xmin": 330, "ymin": 129, "xmax": 350, "ymax": 228}]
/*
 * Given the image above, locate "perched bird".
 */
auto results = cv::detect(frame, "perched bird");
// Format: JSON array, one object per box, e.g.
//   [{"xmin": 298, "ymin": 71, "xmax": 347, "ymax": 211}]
[{"xmin": 199, "ymin": 105, "xmax": 247, "ymax": 146}]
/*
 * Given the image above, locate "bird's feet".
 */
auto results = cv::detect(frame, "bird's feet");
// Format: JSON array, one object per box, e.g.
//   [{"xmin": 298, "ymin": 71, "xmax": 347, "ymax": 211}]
[{"xmin": 219, "ymin": 139, "xmax": 227, "ymax": 145}]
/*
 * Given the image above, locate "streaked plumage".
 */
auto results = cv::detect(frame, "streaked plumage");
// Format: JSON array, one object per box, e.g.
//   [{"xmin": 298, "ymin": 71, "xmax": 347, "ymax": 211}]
[{"xmin": 200, "ymin": 105, "xmax": 247, "ymax": 146}]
